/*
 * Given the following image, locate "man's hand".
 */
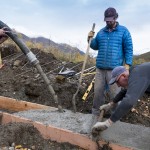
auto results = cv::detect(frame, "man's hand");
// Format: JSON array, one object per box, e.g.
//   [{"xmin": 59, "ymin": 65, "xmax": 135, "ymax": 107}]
[
  {"xmin": 0, "ymin": 27, "xmax": 10, "ymax": 44},
  {"xmin": 92, "ymin": 119, "xmax": 113, "ymax": 137},
  {"xmin": 0, "ymin": 28, "xmax": 6, "ymax": 36},
  {"xmin": 124, "ymin": 64, "xmax": 130, "ymax": 70},
  {"xmin": 87, "ymin": 31, "xmax": 95, "ymax": 42},
  {"xmin": 0, "ymin": 27, "xmax": 9, "ymax": 36},
  {"xmin": 99, "ymin": 102, "xmax": 114, "ymax": 112}
]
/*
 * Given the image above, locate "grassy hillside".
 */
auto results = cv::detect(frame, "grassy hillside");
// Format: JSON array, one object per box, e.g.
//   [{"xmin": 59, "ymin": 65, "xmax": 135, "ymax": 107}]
[
  {"xmin": 133, "ymin": 51, "xmax": 150, "ymax": 64},
  {"xmin": 1, "ymin": 33, "xmax": 95, "ymax": 64},
  {"xmin": 20, "ymin": 33, "xmax": 84, "ymax": 55},
  {"xmin": 2, "ymin": 32, "xmax": 149, "ymax": 65}
]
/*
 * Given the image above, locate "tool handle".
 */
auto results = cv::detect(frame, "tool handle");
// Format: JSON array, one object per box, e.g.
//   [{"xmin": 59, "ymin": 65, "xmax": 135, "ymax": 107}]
[
  {"xmin": 91, "ymin": 23, "xmax": 95, "ymax": 32},
  {"xmin": 98, "ymin": 110, "xmax": 105, "ymax": 122},
  {"xmin": 72, "ymin": 23, "xmax": 96, "ymax": 112}
]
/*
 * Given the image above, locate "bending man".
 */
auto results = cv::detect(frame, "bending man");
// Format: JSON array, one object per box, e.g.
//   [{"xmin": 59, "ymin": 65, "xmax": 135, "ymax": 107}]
[{"xmin": 92, "ymin": 62, "xmax": 150, "ymax": 135}]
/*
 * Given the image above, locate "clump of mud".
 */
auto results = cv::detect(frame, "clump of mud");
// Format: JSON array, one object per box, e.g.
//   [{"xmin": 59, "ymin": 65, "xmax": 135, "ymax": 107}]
[{"xmin": 101, "ymin": 143, "xmax": 112, "ymax": 150}]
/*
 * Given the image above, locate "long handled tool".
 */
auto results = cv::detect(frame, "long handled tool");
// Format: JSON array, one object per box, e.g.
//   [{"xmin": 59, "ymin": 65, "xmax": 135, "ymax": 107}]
[
  {"xmin": 72, "ymin": 23, "xmax": 95, "ymax": 112},
  {"xmin": 0, "ymin": 20, "xmax": 63, "ymax": 112},
  {"xmin": 97, "ymin": 110, "xmax": 105, "ymax": 122},
  {"xmin": 93, "ymin": 110, "xmax": 105, "ymax": 150}
]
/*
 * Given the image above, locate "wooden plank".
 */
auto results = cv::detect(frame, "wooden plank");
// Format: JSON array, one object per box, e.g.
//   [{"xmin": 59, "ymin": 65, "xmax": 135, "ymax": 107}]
[
  {"xmin": 1, "ymin": 112, "xmax": 133, "ymax": 150},
  {"xmin": 0, "ymin": 96, "xmax": 57, "ymax": 112}
]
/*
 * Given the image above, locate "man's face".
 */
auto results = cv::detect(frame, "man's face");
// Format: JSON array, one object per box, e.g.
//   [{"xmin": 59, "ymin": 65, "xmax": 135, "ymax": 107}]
[
  {"xmin": 106, "ymin": 20, "xmax": 116, "ymax": 29},
  {"xmin": 116, "ymin": 74, "xmax": 128, "ymax": 88}
]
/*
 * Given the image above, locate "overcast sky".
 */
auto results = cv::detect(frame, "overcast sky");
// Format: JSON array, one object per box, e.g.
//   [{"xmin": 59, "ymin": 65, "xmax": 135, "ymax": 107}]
[{"xmin": 0, "ymin": 0, "xmax": 150, "ymax": 55}]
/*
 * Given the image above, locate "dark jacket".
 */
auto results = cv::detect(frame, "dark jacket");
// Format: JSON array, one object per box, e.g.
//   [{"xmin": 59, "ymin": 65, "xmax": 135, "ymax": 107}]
[
  {"xmin": 110, "ymin": 62, "xmax": 150, "ymax": 122},
  {"xmin": 90, "ymin": 23, "xmax": 133, "ymax": 69}
]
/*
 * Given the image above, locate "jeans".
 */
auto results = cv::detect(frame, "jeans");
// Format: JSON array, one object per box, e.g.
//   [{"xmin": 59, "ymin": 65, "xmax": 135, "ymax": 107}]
[{"xmin": 92, "ymin": 68, "xmax": 120, "ymax": 115}]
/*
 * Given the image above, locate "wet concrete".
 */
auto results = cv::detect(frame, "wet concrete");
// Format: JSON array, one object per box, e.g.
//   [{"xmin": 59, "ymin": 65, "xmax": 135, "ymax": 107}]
[
  {"xmin": 101, "ymin": 122, "xmax": 150, "ymax": 150},
  {"xmin": 14, "ymin": 109, "xmax": 150, "ymax": 150}
]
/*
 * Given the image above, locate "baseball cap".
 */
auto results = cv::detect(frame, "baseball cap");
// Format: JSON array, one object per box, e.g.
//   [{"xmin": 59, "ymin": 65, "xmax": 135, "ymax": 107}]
[
  {"xmin": 109, "ymin": 66, "xmax": 126, "ymax": 85},
  {"xmin": 104, "ymin": 7, "xmax": 117, "ymax": 21}
]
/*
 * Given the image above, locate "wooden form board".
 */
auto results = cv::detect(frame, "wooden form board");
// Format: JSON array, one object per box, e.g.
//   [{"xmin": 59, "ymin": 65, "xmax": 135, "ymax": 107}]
[
  {"xmin": 0, "ymin": 96, "xmax": 57, "ymax": 112},
  {"xmin": 0, "ymin": 96, "xmax": 133, "ymax": 150},
  {"xmin": 1, "ymin": 112, "xmax": 133, "ymax": 150}
]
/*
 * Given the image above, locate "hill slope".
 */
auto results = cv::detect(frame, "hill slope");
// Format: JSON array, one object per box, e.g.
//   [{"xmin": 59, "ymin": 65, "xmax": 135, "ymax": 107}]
[
  {"xmin": 20, "ymin": 33, "xmax": 84, "ymax": 55},
  {"xmin": 133, "ymin": 51, "xmax": 150, "ymax": 64}
]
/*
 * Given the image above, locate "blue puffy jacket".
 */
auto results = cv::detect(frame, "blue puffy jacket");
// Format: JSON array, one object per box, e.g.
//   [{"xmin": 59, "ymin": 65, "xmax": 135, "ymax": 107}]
[{"xmin": 90, "ymin": 23, "xmax": 133, "ymax": 69}]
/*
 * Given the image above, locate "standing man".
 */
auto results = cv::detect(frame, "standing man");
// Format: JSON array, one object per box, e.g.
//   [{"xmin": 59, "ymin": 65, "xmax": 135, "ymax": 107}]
[
  {"xmin": 92, "ymin": 62, "xmax": 150, "ymax": 134},
  {"xmin": 88, "ymin": 7, "xmax": 133, "ymax": 116}
]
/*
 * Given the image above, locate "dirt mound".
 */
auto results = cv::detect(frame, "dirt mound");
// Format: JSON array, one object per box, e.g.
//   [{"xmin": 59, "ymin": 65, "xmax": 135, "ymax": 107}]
[{"xmin": 0, "ymin": 122, "xmax": 83, "ymax": 150}]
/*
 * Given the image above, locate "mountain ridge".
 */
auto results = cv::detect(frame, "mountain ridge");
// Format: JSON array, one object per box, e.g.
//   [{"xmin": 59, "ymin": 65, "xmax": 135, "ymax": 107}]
[{"xmin": 20, "ymin": 33, "xmax": 84, "ymax": 55}]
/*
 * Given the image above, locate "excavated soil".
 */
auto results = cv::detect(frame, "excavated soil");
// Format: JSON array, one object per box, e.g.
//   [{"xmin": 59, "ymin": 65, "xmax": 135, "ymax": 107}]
[
  {"xmin": 0, "ymin": 122, "xmax": 83, "ymax": 150},
  {"xmin": 0, "ymin": 46, "xmax": 149, "ymax": 149}
]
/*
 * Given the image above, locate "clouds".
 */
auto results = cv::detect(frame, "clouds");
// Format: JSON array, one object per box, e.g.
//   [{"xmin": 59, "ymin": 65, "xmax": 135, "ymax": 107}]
[{"xmin": 0, "ymin": 0, "xmax": 150, "ymax": 54}]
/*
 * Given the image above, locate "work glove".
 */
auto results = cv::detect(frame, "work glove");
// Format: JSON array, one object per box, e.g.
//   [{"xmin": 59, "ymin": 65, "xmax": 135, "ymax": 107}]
[
  {"xmin": 124, "ymin": 64, "xmax": 130, "ymax": 70},
  {"xmin": 99, "ymin": 102, "xmax": 113, "ymax": 113},
  {"xmin": 92, "ymin": 119, "xmax": 113, "ymax": 137},
  {"xmin": 87, "ymin": 31, "xmax": 95, "ymax": 42}
]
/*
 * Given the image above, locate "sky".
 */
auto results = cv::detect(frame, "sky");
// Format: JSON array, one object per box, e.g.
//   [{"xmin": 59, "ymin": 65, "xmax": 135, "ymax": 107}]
[{"xmin": 0, "ymin": 0, "xmax": 150, "ymax": 55}]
